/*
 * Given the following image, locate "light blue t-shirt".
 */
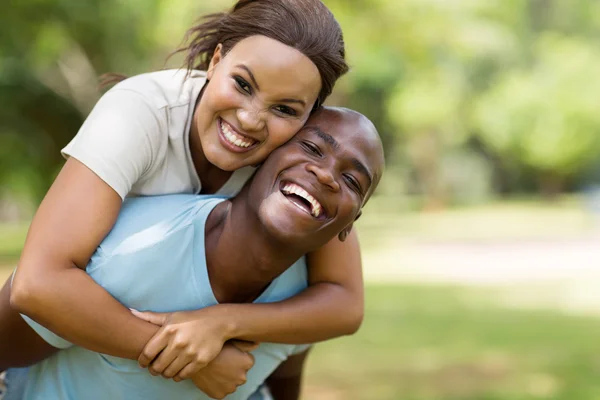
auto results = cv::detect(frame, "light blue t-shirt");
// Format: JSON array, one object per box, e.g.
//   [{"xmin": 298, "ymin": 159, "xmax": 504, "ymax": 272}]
[{"xmin": 22, "ymin": 195, "xmax": 308, "ymax": 400}]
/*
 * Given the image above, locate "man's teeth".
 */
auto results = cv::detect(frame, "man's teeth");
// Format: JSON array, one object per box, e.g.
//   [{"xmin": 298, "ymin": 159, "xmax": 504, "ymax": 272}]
[
  {"xmin": 220, "ymin": 120, "xmax": 254, "ymax": 148},
  {"xmin": 281, "ymin": 183, "xmax": 323, "ymax": 218}
]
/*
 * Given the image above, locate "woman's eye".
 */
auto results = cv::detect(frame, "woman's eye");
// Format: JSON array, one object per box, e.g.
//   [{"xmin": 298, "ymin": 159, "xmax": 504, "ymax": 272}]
[
  {"xmin": 234, "ymin": 76, "xmax": 252, "ymax": 94},
  {"xmin": 302, "ymin": 141, "xmax": 321, "ymax": 156},
  {"xmin": 273, "ymin": 105, "xmax": 297, "ymax": 116}
]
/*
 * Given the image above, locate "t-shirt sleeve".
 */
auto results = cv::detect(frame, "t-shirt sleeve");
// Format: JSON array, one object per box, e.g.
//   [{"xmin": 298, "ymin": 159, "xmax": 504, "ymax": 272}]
[{"xmin": 62, "ymin": 88, "xmax": 163, "ymax": 199}]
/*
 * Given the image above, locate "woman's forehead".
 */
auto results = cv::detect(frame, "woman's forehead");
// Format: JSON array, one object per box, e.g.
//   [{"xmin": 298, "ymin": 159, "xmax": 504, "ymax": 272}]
[{"xmin": 226, "ymin": 36, "xmax": 321, "ymax": 99}]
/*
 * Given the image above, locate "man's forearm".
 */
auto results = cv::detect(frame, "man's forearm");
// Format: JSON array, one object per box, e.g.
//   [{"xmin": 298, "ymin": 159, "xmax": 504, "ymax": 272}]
[{"xmin": 11, "ymin": 267, "xmax": 159, "ymax": 360}]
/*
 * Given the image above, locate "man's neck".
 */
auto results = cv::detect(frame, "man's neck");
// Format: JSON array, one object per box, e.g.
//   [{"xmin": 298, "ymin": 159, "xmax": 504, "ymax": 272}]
[{"xmin": 204, "ymin": 193, "xmax": 307, "ymax": 304}]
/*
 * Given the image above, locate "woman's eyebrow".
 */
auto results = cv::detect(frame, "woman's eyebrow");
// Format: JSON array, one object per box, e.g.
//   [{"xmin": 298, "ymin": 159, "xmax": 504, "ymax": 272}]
[
  {"xmin": 236, "ymin": 64, "xmax": 260, "ymax": 90},
  {"xmin": 279, "ymin": 98, "xmax": 306, "ymax": 106},
  {"xmin": 236, "ymin": 64, "xmax": 305, "ymax": 107}
]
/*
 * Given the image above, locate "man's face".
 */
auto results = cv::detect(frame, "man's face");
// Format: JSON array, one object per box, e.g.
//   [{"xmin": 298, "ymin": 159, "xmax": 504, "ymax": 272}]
[{"xmin": 248, "ymin": 108, "xmax": 384, "ymax": 250}]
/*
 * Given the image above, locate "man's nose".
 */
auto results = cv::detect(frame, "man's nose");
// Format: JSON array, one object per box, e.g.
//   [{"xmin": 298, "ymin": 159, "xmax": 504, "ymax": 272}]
[
  {"xmin": 306, "ymin": 163, "xmax": 340, "ymax": 192},
  {"xmin": 237, "ymin": 106, "xmax": 266, "ymax": 132}
]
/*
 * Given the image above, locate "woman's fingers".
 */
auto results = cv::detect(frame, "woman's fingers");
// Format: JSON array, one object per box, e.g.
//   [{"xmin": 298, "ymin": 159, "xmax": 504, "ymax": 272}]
[
  {"xmin": 157, "ymin": 352, "xmax": 191, "ymax": 379},
  {"xmin": 147, "ymin": 348, "xmax": 178, "ymax": 376},
  {"xmin": 130, "ymin": 309, "xmax": 170, "ymax": 326},
  {"xmin": 138, "ymin": 328, "xmax": 170, "ymax": 368},
  {"xmin": 175, "ymin": 360, "xmax": 203, "ymax": 381}
]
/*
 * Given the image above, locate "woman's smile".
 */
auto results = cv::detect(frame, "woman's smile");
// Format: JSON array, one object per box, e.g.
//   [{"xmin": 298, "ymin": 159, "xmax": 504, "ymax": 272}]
[{"xmin": 217, "ymin": 118, "xmax": 260, "ymax": 153}]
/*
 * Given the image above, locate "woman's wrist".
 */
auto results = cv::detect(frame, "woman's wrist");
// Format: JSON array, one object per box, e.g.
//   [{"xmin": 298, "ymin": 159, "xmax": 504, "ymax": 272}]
[{"xmin": 203, "ymin": 303, "xmax": 242, "ymax": 342}]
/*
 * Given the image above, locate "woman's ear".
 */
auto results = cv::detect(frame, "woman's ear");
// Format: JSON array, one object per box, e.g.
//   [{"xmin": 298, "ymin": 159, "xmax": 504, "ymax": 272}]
[{"xmin": 207, "ymin": 44, "xmax": 223, "ymax": 80}]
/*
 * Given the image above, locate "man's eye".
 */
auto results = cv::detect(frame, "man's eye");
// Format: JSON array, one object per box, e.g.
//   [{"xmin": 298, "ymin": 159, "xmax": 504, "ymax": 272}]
[
  {"xmin": 234, "ymin": 76, "xmax": 251, "ymax": 94},
  {"xmin": 273, "ymin": 105, "xmax": 297, "ymax": 116},
  {"xmin": 301, "ymin": 141, "xmax": 321, "ymax": 156},
  {"xmin": 344, "ymin": 174, "xmax": 363, "ymax": 194}
]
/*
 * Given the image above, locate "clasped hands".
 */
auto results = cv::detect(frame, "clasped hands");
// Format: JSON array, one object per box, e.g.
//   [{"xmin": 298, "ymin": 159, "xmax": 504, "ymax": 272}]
[{"xmin": 131, "ymin": 306, "xmax": 255, "ymax": 399}]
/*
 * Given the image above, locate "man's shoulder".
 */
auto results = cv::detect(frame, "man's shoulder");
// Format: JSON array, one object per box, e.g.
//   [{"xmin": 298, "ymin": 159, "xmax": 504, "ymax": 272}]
[
  {"xmin": 257, "ymin": 257, "xmax": 309, "ymax": 304},
  {"xmin": 119, "ymin": 194, "xmax": 226, "ymax": 224},
  {"xmin": 98, "ymin": 195, "xmax": 225, "ymax": 252}
]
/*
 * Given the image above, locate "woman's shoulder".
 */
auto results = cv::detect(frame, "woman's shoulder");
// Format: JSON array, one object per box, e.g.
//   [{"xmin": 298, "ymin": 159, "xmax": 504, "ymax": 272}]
[{"xmin": 109, "ymin": 69, "xmax": 207, "ymax": 110}]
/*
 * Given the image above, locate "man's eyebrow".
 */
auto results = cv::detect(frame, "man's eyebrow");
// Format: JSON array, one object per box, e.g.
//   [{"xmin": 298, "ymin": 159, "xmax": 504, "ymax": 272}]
[
  {"xmin": 305, "ymin": 126, "xmax": 374, "ymax": 189},
  {"xmin": 305, "ymin": 126, "xmax": 339, "ymax": 150},
  {"xmin": 236, "ymin": 64, "xmax": 260, "ymax": 90},
  {"xmin": 352, "ymin": 158, "xmax": 373, "ymax": 190}
]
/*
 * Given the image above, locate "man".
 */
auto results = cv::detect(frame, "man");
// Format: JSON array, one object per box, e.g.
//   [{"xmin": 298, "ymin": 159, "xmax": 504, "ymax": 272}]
[{"xmin": 2, "ymin": 107, "xmax": 384, "ymax": 399}]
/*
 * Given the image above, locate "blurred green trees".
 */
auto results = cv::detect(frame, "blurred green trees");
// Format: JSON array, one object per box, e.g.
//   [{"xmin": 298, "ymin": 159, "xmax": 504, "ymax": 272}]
[{"xmin": 2, "ymin": 0, "xmax": 600, "ymax": 207}]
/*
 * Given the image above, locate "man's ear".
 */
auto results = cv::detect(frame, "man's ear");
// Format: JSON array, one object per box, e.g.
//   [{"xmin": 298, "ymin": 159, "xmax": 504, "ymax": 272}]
[
  {"xmin": 207, "ymin": 44, "xmax": 223, "ymax": 80},
  {"xmin": 338, "ymin": 211, "xmax": 362, "ymax": 242}
]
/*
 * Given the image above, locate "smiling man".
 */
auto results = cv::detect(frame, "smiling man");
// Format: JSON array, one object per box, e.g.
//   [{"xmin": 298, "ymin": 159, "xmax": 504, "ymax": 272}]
[{"xmin": 7, "ymin": 107, "xmax": 384, "ymax": 400}]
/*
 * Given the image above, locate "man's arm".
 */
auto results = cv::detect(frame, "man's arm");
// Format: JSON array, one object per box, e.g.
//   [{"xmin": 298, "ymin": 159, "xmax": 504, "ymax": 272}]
[{"xmin": 265, "ymin": 348, "xmax": 311, "ymax": 400}]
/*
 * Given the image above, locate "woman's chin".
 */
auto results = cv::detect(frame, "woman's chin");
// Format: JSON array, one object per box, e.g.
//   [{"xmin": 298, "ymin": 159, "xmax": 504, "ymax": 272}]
[{"xmin": 204, "ymin": 147, "xmax": 249, "ymax": 172}]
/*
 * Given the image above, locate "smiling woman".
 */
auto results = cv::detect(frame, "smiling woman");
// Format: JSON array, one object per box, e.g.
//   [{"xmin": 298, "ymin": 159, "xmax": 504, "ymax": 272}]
[
  {"xmin": 3, "ymin": 1, "xmax": 372, "ymax": 399},
  {"xmin": 192, "ymin": 35, "xmax": 322, "ymax": 176}
]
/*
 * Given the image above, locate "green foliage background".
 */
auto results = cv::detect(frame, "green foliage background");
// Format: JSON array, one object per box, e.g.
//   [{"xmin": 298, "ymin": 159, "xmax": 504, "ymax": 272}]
[{"xmin": 2, "ymin": 0, "xmax": 600, "ymax": 207}]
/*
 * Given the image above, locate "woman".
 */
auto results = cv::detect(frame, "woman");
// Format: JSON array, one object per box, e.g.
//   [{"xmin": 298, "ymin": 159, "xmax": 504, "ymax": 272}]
[{"xmin": 3, "ymin": 0, "xmax": 364, "ymax": 390}]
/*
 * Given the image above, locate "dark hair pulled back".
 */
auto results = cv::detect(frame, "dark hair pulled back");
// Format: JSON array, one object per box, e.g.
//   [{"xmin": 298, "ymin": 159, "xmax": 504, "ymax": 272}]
[{"xmin": 174, "ymin": 0, "xmax": 349, "ymax": 108}]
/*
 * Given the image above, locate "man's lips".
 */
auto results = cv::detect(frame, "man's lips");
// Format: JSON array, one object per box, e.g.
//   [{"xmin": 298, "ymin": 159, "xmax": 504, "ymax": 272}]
[
  {"xmin": 279, "ymin": 180, "xmax": 327, "ymax": 219},
  {"xmin": 217, "ymin": 118, "xmax": 260, "ymax": 152}
]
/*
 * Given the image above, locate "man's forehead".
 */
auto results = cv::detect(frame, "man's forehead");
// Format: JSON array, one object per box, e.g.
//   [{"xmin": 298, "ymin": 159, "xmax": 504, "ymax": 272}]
[
  {"xmin": 300, "ymin": 116, "xmax": 379, "ymax": 159},
  {"xmin": 300, "ymin": 122, "xmax": 381, "ymax": 176}
]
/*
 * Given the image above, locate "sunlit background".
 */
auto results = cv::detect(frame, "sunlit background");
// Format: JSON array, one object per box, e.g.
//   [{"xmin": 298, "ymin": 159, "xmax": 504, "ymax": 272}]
[{"xmin": 2, "ymin": 0, "xmax": 600, "ymax": 399}]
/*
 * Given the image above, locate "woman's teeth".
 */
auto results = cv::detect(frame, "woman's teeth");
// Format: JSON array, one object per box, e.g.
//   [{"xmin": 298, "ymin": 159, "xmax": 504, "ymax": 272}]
[
  {"xmin": 220, "ymin": 120, "xmax": 255, "ymax": 148},
  {"xmin": 281, "ymin": 183, "xmax": 323, "ymax": 218}
]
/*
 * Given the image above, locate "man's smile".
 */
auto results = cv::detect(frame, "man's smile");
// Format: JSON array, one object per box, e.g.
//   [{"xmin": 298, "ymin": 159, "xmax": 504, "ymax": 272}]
[{"xmin": 279, "ymin": 180, "xmax": 327, "ymax": 220}]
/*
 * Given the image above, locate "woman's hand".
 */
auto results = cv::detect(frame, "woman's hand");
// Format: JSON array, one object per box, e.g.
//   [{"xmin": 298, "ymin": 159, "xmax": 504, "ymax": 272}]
[
  {"xmin": 190, "ymin": 341, "xmax": 257, "ymax": 399},
  {"xmin": 132, "ymin": 307, "xmax": 236, "ymax": 380}
]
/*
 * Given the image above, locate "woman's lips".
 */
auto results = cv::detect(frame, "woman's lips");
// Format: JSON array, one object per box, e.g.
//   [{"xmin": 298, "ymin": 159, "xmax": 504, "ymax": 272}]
[{"xmin": 217, "ymin": 118, "xmax": 259, "ymax": 153}]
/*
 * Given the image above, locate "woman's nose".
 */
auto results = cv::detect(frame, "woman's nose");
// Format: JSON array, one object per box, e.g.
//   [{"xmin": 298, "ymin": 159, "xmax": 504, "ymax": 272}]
[{"xmin": 237, "ymin": 106, "xmax": 266, "ymax": 132}]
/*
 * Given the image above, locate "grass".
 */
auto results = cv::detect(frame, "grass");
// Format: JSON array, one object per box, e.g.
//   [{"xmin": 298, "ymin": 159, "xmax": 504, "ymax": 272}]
[
  {"xmin": 305, "ymin": 284, "xmax": 600, "ymax": 400},
  {"xmin": 355, "ymin": 195, "xmax": 593, "ymax": 251}
]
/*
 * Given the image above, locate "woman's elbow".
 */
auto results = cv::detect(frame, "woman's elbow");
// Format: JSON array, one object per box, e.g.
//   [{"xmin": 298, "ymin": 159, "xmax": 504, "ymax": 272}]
[
  {"xmin": 336, "ymin": 301, "xmax": 364, "ymax": 336},
  {"xmin": 10, "ymin": 267, "xmax": 47, "ymax": 315}
]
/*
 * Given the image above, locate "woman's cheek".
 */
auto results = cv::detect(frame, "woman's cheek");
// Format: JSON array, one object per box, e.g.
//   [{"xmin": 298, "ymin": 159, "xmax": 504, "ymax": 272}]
[
  {"xmin": 271, "ymin": 119, "xmax": 302, "ymax": 147},
  {"xmin": 209, "ymin": 82, "xmax": 240, "ymax": 110}
]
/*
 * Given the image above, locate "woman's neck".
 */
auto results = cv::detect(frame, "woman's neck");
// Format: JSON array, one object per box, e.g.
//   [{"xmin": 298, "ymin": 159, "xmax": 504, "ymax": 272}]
[
  {"xmin": 188, "ymin": 84, "xmax": 232, "ymax": 194},
  {"xmin": 204, "ymin": 195, "xmax": 306, "ymax": 304}
]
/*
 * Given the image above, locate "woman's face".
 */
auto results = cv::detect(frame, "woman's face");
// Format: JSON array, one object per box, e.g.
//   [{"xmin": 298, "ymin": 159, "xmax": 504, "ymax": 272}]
[{"xmin": 193, "ymin": 35, "xmax": 322, "ymax": 171}]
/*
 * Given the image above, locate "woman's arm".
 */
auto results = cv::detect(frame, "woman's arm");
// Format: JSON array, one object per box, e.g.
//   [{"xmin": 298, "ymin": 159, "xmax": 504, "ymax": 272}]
[
  {"xmin": 0, "ymin": 276, "xmax": 58, "ymax": 369},
  {"xmin": 10, "ymin": 158, "xmax": 160, "ymax": 359},
  {"xmin": 136, "ymin": 229, "xmax": 363, "ymax": 367},
  {"xmin": 226, "ymin": 230, "xmax": 364, "ymax": 343}
]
